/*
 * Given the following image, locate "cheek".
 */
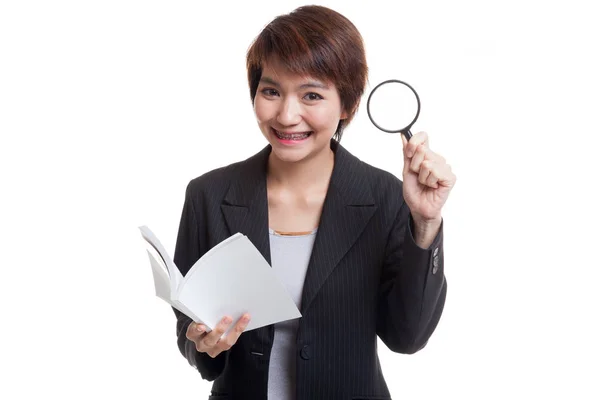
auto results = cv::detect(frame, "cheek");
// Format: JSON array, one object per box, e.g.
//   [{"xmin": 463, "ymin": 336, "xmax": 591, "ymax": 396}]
[
  {"xmin": 254, "ymin": 98, "xmax": 272, "ymax": 124},
  {"xmin": 309, "ymin": 107, "xmax": 343, "ymax": 128}
]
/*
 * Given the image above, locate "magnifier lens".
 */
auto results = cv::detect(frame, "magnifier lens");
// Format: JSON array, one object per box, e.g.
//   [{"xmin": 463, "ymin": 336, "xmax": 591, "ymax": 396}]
[{"xmin": 368, "ymin": 81, "xmax": 419, "ymax": 132}]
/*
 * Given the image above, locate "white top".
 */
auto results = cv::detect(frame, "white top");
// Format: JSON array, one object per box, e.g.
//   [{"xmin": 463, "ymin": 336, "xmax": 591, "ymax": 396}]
[{"xmin": 267, "ymin": 228, "xmax": 318, "ymax": 400}]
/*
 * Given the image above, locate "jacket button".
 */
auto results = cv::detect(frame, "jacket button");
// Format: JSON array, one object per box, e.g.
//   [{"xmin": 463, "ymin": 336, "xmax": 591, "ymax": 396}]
[
  {"xmin": 432, "ymin": 255, "xmax": 439, "ymax": 274},
  {"xmin": 300, "ymin": 345, "xmax": 311, "ymax": 360}
]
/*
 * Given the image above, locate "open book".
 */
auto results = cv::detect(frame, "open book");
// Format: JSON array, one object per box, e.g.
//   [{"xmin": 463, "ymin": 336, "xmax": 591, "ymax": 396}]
[{"xmin": 139, "ymin": 225, "xmax": 301, "ymax": 332}]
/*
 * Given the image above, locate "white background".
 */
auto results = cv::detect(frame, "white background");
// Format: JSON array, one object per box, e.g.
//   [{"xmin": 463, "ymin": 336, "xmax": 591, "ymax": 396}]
[{"xmin": 1, "ymin": 0, "xmax": 599, "ymax": 399}]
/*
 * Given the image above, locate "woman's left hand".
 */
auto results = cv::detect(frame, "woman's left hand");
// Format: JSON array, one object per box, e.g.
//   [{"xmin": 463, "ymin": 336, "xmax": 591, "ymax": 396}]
[{"xmin": 402, "ymin": 131, "xmax": 456, "ymax": 227}]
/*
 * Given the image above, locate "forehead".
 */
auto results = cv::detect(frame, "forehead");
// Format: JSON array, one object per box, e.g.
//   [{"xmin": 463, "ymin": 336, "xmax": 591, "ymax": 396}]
[{"xmin": 261, "ymin": 58, "xmax": 330, "ymax": 88}]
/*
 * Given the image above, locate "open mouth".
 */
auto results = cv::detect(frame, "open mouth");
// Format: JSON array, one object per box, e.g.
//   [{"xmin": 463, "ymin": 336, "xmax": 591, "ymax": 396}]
[{"xmin": 272, "ymin": 128, "xmax": 313, "ymax": 141}]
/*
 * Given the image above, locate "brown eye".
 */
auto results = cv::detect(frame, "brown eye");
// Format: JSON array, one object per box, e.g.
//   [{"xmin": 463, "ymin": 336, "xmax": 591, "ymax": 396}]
[
  {"xmin": 261, "ymin": 88, "xmax": 279, "ymax": 97},
  {"xmin": 305, "ymin": 92, "xmax": 323, "ymax": 101}
]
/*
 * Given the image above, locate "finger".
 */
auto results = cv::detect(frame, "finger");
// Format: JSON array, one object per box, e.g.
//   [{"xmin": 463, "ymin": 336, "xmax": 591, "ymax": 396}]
[
  {"xmin": 418, "ymin": 160, "xmax": 433, "ymax": 186},
  {"xmin": 436, "ymin": 164, "xmax": 457, "ymax": 188},
  {"xmin": 423, "ymin": 148, "xmax": 445, "ymax": 164},
  {"xmin": 423, "ymin": 160, "xmax": 456, "ymax": 189},
  {"xmin": 410, "ymin": 144, "xmax": 427, "ymax": 174},
  {"xmin": 433, "ymin": 152, "xmax": 446, "ymax": 164},
  {"xmin": 406, "ymin": 131, "xmax": 429, "ymax": 158},
  {"xmin": 202, "ymin": 316, "xmax": 233, "ymax": 348},
  {"xmin": 218, "ymin": 314, "xmax": 251, "ymax": 351},
  {"xmin": 401, "ymin": 135, "xmax": 411, "ymax": 174},
  {"xmin": 424, "ymin": 162, "xmax": 440, "ymax": 188},
  {"xmin": 186, "ymin": 321, "xmax": 207, "ymax": 341}
]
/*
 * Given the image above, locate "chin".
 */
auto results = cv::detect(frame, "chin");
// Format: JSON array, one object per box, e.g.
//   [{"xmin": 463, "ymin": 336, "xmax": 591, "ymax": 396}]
[{"xmin": 270, "ymin": 146, "xmax": 312, "ymax": 164}]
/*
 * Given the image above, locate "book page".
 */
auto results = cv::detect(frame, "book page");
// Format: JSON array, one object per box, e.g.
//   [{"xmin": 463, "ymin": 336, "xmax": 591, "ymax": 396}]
[
  {"xmin": 138, "ymin": 226, "xmax": 183, "ymax": 294},
  {"xmin": 175, "ymin": 234, "xmax": 301, "ymax": 332},
  {"xmin": 145, "ymin": 248, "xmax": 172, "ymax": 304}
]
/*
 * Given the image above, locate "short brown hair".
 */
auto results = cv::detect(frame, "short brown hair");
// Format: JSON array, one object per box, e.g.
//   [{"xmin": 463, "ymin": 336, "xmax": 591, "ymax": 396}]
[{"xmin": 246, "ymin": 5, "xmax": 368, "ymax": 141}]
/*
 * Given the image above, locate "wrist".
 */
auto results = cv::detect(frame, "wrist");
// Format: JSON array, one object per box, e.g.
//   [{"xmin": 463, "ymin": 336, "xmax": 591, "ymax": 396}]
[
  {"xmin": 411, "ymin": 214, "xmax": 442, "ymax": 249},
  {"xmin": 412, "ymin": 214, "xmax": 442, "ymax": 231}
]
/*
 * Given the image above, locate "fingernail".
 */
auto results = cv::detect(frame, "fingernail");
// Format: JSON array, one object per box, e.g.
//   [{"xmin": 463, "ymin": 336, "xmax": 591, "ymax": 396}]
[{"xmin": 223, "ymin": 317, "xmax": 232, "ymax": 324}]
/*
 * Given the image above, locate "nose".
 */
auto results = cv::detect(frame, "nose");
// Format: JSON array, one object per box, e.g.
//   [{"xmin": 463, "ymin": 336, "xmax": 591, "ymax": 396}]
[{"xmin": 276, "ymin": 96, "xmax": 302, "ymax": 126}]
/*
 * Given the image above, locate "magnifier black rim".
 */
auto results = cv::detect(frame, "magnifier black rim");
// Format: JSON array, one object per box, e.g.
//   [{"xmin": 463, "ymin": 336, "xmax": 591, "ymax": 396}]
[{"xmin": 366, "ymin": 79, "xmax": 421, "ymax": 134}]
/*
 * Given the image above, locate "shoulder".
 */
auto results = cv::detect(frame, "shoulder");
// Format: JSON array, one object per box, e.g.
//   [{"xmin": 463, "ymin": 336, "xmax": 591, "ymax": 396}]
[
  {"xmin": 182, "ymin": 144, "xmax": 269, "ymax": 202},
  {"xmin": 343, "ymin": 145, "xmax": 404, "ymax": 203},
  {"xmin": 182, "ymin": 159, "xmax": 243, "ymax": 204},
  {"xmin": 364, "ymin": 161, "xmax": 403, "ymax": 192},
  {"xmin": 186, "ymin": 161, "xmax": 240, "ymax": 193}
]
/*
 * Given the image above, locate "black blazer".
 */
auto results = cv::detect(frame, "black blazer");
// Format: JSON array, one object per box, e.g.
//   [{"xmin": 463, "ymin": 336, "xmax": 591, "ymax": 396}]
[{"xmin": 172, "ymin": 140, "xmax": 447, "ymax": 400}]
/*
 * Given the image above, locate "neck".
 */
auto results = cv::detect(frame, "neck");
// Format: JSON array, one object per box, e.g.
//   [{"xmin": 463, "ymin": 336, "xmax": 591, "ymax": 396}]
[{"xmin": 267, "ymin": 146, "xmax": 335, "ymax": 192}]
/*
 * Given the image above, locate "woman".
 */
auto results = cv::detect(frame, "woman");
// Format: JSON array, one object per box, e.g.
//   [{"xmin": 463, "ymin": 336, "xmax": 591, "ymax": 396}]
[{"xmin": 173, "ymin": 5, "xmax": 456, "ymax": 400}]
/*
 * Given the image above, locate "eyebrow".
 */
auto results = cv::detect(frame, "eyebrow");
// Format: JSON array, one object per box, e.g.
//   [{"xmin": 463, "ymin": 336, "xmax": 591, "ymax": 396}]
[{"xmin": 259, "ymin": 76, "xmax": 329, "ymax": 90}]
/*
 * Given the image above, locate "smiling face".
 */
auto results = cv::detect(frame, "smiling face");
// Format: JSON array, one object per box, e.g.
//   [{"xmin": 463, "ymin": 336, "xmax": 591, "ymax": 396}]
[{"xmin": 253, "ymin": 59, "xmax": 348, "ymax": 164}]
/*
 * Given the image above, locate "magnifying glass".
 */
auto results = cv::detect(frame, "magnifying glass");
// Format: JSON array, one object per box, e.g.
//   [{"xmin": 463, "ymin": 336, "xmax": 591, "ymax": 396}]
[{"xmin": 366, "ymin": 79, "xmax": 421, "ymax": 141}]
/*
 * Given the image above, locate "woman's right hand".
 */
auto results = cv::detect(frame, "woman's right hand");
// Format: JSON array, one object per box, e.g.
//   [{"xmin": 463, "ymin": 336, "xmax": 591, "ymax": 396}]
[{"xmin": 186, "ymin": 314, "xmax": 251, "ymax": 358}]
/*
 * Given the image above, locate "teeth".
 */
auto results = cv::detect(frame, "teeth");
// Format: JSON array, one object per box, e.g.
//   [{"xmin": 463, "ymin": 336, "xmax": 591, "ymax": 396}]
[{"xmin": 275, "ymin": 130, "xmax": 311, "ymax": 140}]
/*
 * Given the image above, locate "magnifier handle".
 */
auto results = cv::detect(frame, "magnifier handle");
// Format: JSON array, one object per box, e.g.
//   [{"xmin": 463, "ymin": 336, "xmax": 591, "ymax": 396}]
[{"xmin": 402, "ymin": 129, "xmax": 413, "ymax": 141}]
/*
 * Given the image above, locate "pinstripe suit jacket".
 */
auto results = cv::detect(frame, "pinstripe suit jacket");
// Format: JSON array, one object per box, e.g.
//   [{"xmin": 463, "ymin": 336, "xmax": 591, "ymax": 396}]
[{"xmin": 172, "ymin": 139, "xmax": 447, "ymax": 400}]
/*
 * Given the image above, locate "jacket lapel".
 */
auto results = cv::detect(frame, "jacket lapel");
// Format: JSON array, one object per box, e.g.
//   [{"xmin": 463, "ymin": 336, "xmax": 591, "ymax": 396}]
[
  {"xmin": 300, "ymin": 141, "xmax": 376, "ymax": 313},
  {"xmin": 220, "ymin": 140, "xmax": 377, "ymax": 317},
  {"xmin": 221, "ymin": 145, "xmax": 272, "ymax": 265}
]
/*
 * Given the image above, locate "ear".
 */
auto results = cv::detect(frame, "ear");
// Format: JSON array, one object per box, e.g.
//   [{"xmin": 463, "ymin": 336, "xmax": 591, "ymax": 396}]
[
  {"xmin": 340, "ymin": 105, "xmax": 354, "ymax": 120},
  {"xmin": 341, "ymin": 101, "xmax": 359, "ymax": 120}
]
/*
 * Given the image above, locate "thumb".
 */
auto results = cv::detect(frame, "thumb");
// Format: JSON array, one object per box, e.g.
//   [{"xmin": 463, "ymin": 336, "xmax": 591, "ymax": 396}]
[{"xmin": 401, "ymin": 134, "xmax": 410, "ymax": 174}]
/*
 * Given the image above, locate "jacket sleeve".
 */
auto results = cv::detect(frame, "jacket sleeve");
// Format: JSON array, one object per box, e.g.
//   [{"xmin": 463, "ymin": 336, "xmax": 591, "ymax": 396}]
[
  {"xmin": 172, "ymin": 182, "xmax": 229, "ymax": 381},
  {"xmin": 376, "ymin": 199, "xmax": 448, "ymax": 354}
]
